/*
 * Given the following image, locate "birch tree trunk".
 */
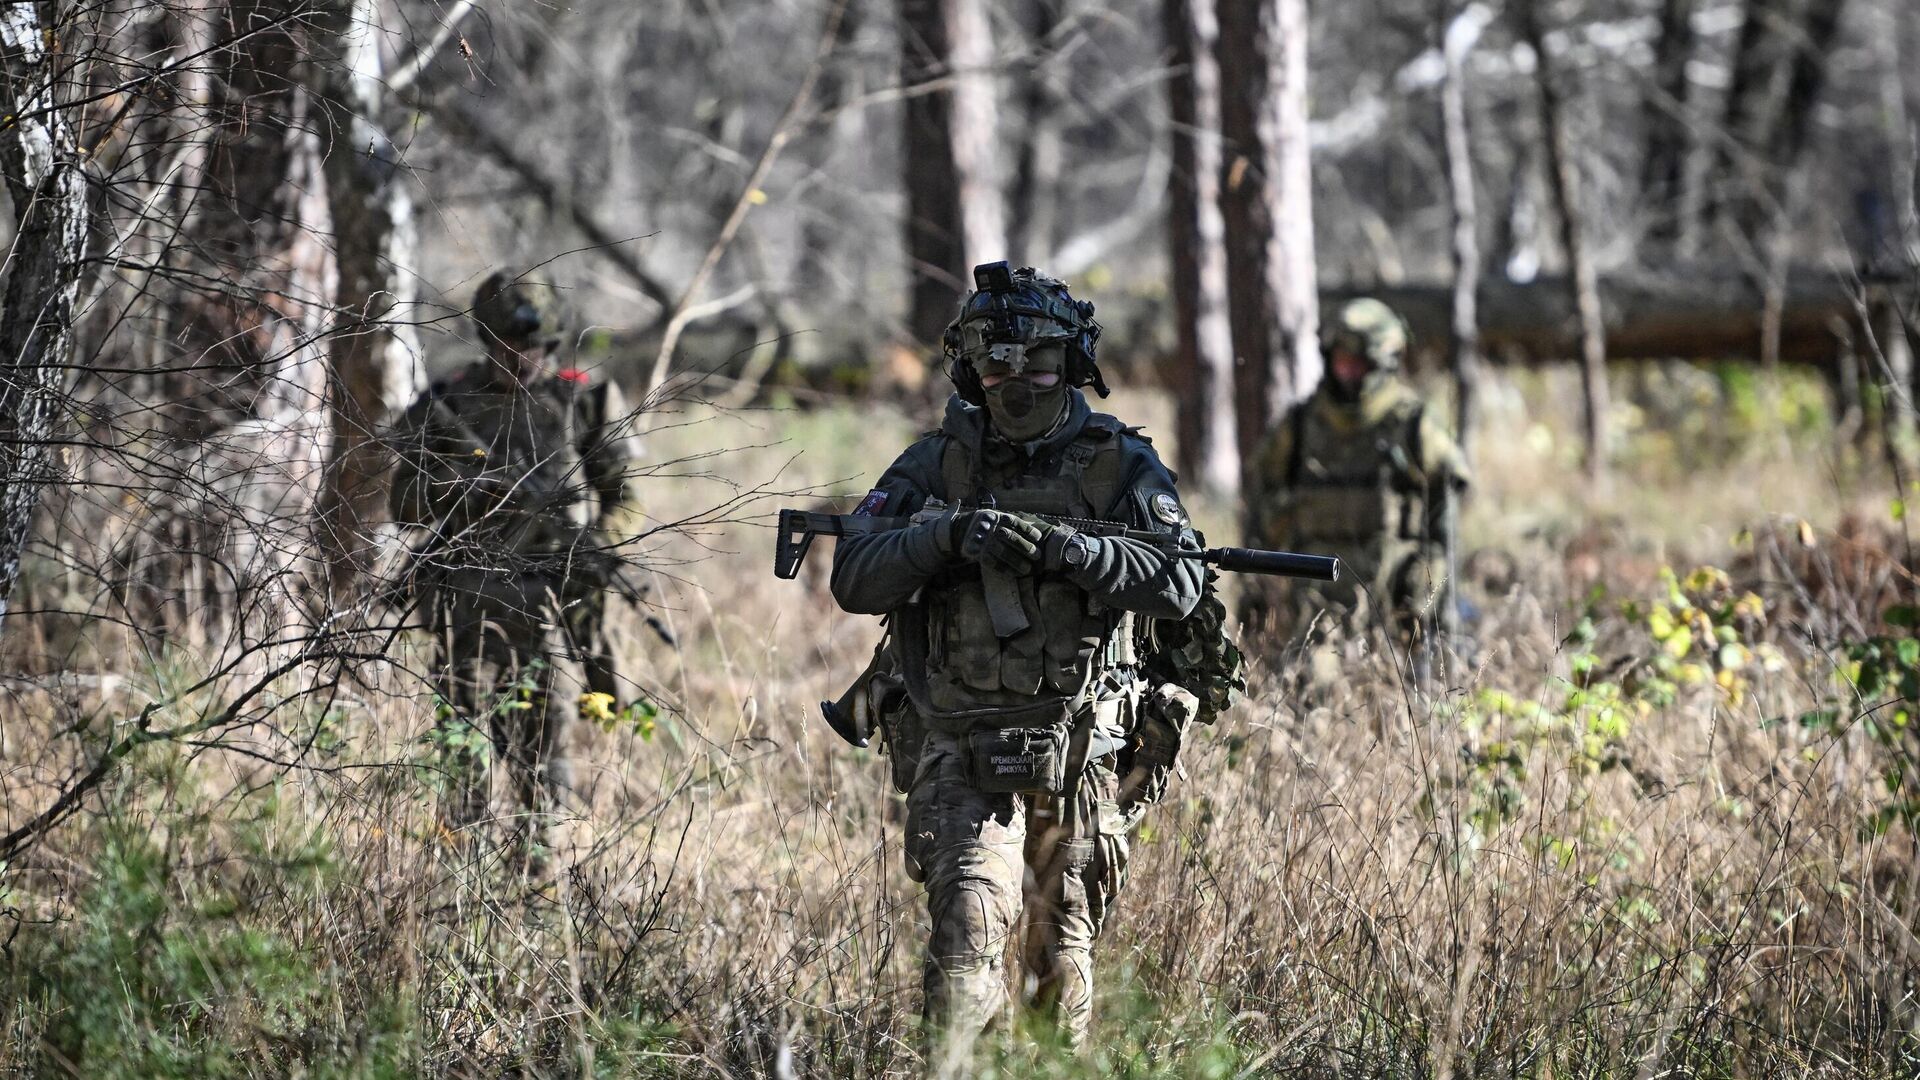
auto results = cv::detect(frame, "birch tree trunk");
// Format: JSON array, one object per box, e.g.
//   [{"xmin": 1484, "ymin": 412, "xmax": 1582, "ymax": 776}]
[
  {"xmin": 1217, "ymin": 0, "xmax": 1319, "ymax": 467},
  {"xmin": 1163, "ymin": 0, "xmax": 1239, "ymax": 496},
  {"xmin": 1520, "ymin": 0, "xmax": 1610, "ymax": 484},
  {"xmin": 1441, "ymin": 2, "xmax": 1490, "ymax": 458},
  {"xmin": 0, "ymin": 3, "xmax": 89, "ymax": 627}
]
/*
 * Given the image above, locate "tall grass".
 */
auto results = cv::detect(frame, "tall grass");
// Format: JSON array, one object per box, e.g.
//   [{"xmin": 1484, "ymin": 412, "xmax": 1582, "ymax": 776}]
[{"xmin": 4, "ymin": 370, "xmax": 1917, "ymax": 1077}]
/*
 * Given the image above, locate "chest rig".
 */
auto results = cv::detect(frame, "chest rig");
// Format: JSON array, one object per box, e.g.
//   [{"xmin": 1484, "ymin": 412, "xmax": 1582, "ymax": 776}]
[
  {"xmin": 918, "ymin": 417, "xmax": 1135, "ymax": 729},
  {"xmin": 1282, "ymin": 392, "xmax": 1428, "ymax": 552},
  {"xmin": 436, "ymin": 374, "xmax": 593, "ymax": 552}
]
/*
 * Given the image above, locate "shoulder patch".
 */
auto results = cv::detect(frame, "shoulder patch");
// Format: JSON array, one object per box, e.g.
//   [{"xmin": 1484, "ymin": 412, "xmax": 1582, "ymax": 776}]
[
  {"xmin": 1150, "ymin": 491, "xmax": 1188, "ymax": 526},
  {"xmin": 557, "ymin": 367, "xmax": 591, "ymax": 385},
  {"xmin": 852, "ymin": 489, "xmax": 889, "ymax": 517}
]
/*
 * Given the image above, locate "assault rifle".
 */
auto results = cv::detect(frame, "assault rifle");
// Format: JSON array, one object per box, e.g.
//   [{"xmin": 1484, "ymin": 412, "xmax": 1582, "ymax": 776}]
[
  {"xmin": 773, "ymin": 506, "xmax": 1340, "ymax": 583},
  {"xmin": 775, "ymin": 502, "xmax": 1338, "ymax": 748}
]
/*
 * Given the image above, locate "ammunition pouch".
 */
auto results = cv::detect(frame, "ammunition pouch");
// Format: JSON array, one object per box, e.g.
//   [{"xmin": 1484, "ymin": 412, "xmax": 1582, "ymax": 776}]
[
  {"xmin": 1117, "ymin": 683, "xmax": 1200, "ymax": 819},
  {"xmin": 879, "ymin": 686, "xmax": 921, "ymax": 794},
  {"xmin": 963, "ymin": 722, "xmax": 1073, "ymax": 795}
]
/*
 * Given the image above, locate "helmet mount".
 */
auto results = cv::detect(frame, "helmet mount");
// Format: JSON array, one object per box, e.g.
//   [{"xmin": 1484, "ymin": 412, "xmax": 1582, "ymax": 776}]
[{"xmin": 942, "ymin": 261, "xmax": 1105, "ymax": 406}]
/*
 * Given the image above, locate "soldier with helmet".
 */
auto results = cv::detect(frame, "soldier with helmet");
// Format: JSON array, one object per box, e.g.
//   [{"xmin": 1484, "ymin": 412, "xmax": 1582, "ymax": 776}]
[
  {"xmin": 829, "ymin": 262, "xmax": 1204, "ymax": 1054},
  {"xmin": 1245, "ymin": 297, "xmax": 1471, "ymax": 649},
  {"xmin": 388, "ymin": 270, "xmax": 640, "ymax": 860}
]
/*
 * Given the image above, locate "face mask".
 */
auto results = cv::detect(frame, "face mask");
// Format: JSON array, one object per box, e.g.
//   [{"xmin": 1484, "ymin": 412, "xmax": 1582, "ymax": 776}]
[{"xmin": 981, "ymin": 345, "xmax": 1068, "ymax": 442}]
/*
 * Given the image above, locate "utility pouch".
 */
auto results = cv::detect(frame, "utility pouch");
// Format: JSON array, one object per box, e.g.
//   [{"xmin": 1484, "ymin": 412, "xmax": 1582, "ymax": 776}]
[
  {"xmin": 1118, "ymin": 683, "xmax": 1199, "ymax": 815},
  {"xmin": 879, "ymin": 684, "xmax": 922, "ymax": 794},
  {"xmin": 965, "ymin": 723, "xmax": 1071, "ymax": 795}
]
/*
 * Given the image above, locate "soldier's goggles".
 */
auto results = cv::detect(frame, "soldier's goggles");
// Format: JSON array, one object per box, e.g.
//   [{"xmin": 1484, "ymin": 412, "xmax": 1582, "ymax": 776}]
[{"xmin": 979, "ymin": 369, "xmax": 1063, "ymax": 389}]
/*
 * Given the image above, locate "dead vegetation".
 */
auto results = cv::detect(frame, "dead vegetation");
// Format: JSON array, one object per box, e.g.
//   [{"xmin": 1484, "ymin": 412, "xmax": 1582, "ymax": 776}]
[{"xmin": 3, "ymin": 377, "xmax": 1920, "ymax": 1077}]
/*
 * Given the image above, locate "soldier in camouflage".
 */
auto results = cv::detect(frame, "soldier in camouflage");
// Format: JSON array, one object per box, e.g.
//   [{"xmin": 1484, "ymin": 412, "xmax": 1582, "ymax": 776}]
[
  {"xmin": 830, "ymin": 263, "xmax": 1203, "ymax": 1056},
  {"xmin": 1245, "ymin": 297, "xmax": 1471, "ymax": 646},
  {"xmin": 388, "ymin": 271, "xmax": 640, "ymax": 858}
]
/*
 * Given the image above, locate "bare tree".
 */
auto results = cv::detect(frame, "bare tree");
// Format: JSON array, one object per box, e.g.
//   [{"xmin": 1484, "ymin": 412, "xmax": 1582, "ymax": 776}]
[
  {"xmin": 0, "ymin": 3, "xmax": 90, "ymax": 626},
  {"xmin": 899, "ymin": 0, "xmax": 1005, "ymax": 347},
  {"xmin": 1519, "ymin": 0, "xmax": 1609, "ymax": 484},
  {"xmin": 1441, "ymin": 1, "xmax": 1491, "ymax": 459},
  {"xmin": 1640, "ymin": 0, "xmax": 1698, "ymax": 254},
  {"xmin": 1009, "ymin": 0, "xmax": 1067, "ymax": 265},
  {"xmin": 314, "ymin": 0, "xmax": 428, "ymax": 595},
  {"xmin": 1162, "ymin": 0, "xmax": 1238, "ymax": 496},
  {"xmin": 1707, "ymin": 0, "xmax": 1853, "ymax": 251},
  {"xmin": 1217, "ymin": 0, "xmax": 1319, "ymax": 467}
]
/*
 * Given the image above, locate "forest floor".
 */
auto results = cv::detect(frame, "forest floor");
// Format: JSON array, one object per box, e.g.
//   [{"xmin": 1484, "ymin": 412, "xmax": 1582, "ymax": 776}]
[{"xmin": 5, "ymin": 365, "xmax": 1920, "ymax": 1078}]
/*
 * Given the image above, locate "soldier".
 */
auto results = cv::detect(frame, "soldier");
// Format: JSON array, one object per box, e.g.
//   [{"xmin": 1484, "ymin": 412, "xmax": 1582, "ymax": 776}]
[
  {"xmin": 1245, "ymin": 297, "xmax": 1471, "ymax": 650},
  {"xmin": 388, "ymin": 271, "xmax": 639, "ymax": 859},
  {"xmin": 830, "ymin": 263, "xmax": 1203, "ymax": 1057}
]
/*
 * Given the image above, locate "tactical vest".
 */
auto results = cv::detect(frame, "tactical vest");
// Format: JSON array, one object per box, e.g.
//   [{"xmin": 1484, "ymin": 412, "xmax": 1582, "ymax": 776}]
[
  {"xmin": 431, "ymin": 372, "xmax": 595, "ymax": 552},
  {"xmin": 917, "ymin": 416, "xmax": 1135, "ymax": 729},
  {"xmin": 1281, "ymin": 391, "xmax": 1429, "ymax": 555}
]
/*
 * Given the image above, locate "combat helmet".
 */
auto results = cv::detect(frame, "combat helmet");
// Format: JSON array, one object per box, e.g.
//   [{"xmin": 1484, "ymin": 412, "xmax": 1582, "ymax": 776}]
[
  {"xmin": 942, "ymin": 262, "xmax": 1106, "ymax": 405},
  {"xmin": 472, "ymin": 271, "xmax": 569, "ymax": 351},
  {"xmin": 1323, "ymin": 297, "xmax": 1410, "ymax": 372}
]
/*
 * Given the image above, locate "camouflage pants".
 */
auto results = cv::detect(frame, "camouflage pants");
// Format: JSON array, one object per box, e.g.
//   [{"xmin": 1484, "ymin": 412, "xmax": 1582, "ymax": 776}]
[
  {"xmin": 904, "ymin": 729, "xmax": 1128, "ymax": 1055},
  {"xmin": 428, "ymin": 569, "xmax": 599, "ymax": 853}
]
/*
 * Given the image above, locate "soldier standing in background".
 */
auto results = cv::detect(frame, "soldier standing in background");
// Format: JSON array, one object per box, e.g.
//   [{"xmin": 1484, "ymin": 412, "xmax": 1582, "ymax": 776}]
[
  {"xmin": 388, "ymin": 271, "xmax": 640, "ymax": 862},
  {"xmin": 1243, "ymin": 298, "xmax": 1471, "ymax": 658},
  {"xmin": 829, "ymin": 263, "xmax": 1205, "ymax": 1059}
]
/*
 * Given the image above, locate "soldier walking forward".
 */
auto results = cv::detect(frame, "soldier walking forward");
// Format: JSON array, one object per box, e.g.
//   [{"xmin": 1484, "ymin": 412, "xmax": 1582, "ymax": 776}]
[
  {"xmin": 830, "ymin": 264, "xmax": 1203, "ymax": 1056},
  {"xmin": 1244, "ymin": 298, "xmax": 1471, "ymax": 654},
  {"xmin": 388, "ymin": 271, "xmax": 639, "ymax": 860}
]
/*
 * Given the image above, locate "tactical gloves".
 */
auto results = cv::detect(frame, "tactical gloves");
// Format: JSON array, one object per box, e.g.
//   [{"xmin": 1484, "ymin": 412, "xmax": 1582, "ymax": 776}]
[
  {"xmin": 948, "ymin": 510, "xmax": 1096, "ymax": 577},
  {"xmin": 950, "ymin": 510, "xmax": 1047, "ymax": 576}
]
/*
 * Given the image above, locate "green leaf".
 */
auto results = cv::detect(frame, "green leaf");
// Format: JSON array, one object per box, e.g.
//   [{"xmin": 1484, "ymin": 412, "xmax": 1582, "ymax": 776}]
[
  {"xmin": 1885, "ymin": 605, "xmax": 1920, "ymax": 628},
  {"xmin": 1901, "ymin": 638, "xmax": 1920, "ymax": 670}
]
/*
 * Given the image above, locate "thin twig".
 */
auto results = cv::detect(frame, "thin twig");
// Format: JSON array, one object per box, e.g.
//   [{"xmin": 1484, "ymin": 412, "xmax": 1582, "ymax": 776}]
[{"xmin": 638, "ymin": 0, "xmax": 851, "ymax": 417}]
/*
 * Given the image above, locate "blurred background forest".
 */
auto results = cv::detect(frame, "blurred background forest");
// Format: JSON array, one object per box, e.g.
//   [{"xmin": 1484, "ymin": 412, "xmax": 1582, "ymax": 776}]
[{"xmin": 3, "ymin": 0, "xmax": 1920, "ymax": 1075}]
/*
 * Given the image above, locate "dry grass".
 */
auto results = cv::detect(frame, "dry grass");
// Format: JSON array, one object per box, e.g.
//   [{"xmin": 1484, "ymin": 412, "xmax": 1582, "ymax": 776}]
[{"xmin": 4, "ymin": 369, "xmax": 1920, "ymax": 1077}]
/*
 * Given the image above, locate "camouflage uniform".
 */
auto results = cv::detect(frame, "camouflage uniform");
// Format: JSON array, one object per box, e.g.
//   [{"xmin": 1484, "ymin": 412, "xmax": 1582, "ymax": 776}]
[
  {"xmin": 389, "ymin": 273, "xmax": 639, "ymax": 852},
  {"xmin": 1246, "ymin": 298, "xmax": 1471, "ymax": 641},
  {"xmin": 830, "ymin": 265, "xmax": 1202, "ymax": 1053}
]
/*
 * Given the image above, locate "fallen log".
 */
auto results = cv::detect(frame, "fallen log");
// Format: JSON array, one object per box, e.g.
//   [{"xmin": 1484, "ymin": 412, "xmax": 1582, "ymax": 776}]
[{"xmin": 1327, "ymin": 269, "xmax": 1916, "ymax": 368}]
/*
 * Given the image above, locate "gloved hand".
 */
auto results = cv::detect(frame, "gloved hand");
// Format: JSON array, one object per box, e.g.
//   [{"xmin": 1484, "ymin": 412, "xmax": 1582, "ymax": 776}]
[
  {"xmin": 1033, "ymin": 517, "xmax": 1088, "ymax": 574},
  {"xmin": 949, "ymin": 509, "xmax": 1047, "ymax": 576}
]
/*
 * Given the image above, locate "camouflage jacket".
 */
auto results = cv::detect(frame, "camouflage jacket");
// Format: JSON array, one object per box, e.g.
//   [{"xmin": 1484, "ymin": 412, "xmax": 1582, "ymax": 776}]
[
  {"xmin": 1247, "ymin": 375, "xmax": 1470, "ymax": 555},
  {"xmin": 831, "ymin": 392, "xmax": 1203, "ymax": 728},
  {"xmin": 388, "ymin": 361, "xmax": 640, "ymax": 560}
]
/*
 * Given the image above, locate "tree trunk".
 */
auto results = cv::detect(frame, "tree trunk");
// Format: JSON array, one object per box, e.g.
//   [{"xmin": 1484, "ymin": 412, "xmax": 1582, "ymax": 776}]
[
  {"xmin": 1330, "ymin": 270, "xmax": 1908, "ymax": 368},
  {"xmin": 1760, "ymin": 0, "xmax": 1847, "ymax": 206},
  {"xmin": 948, "ymin": 0, "xmax": 1005, "ymax": 269},
  {"xmin": 148, "ymin": 0, "xmax": 338, "ymax": 642},
  {"xmin": 1706, "ymin": 0, "xmax": 1851, "ymax": 252},
  {"xmin": 1009, "ymin": 0, "xmax": 1066, "ymax": 265},
  {"xmin": 1440, "ymin": 2, "xmax": 1490, "ymax": 459},
  {"xmin": 1520, "ymin": 0, "xmax": 1609, "ymax": 483},
  {"xmin": 1876, "ymin": 300, "xmax": 1917, "ymax": 469},
  {"xmin": 1640, "ymin": 0, "xmax": 1696, "ymax": 251},
  {"xmin": 0, "ymin": 3, "xmax": 89, "ymax": 627},
  {"xmin": 899, "ymin": 0, "xmax": 961, "ymax": 347},
  {"xmin": 1707, "ymin": 0, "xmax": 1794, "ymax": 250},
  {"xmin": 1163, "ymin": 0, "xmax": 1239, "ymax": 497},
  {"xmin": 315, "ymin": 0, "xmax": 426, "ymax": 598},
  {"xmin": 1217, "ymin": 0, "xmax": 1319, "ymax": 468}
]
